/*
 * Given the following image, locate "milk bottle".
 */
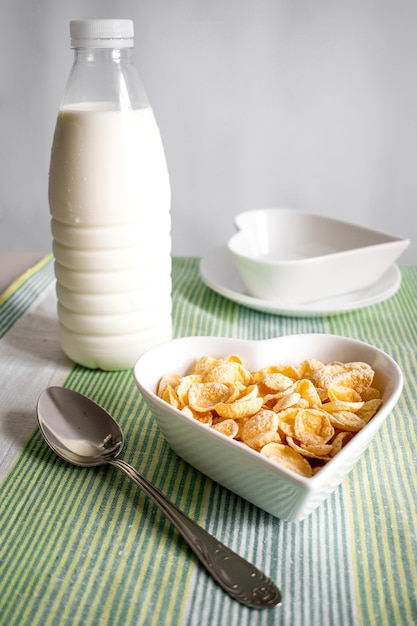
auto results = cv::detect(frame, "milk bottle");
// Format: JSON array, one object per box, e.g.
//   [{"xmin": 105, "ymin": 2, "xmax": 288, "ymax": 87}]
[{"xmin": 49, "ymin": 19, "xmax": 172, "ymax": 370}]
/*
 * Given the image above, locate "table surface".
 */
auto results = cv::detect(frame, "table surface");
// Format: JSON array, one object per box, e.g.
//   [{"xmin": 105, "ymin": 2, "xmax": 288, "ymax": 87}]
[{"xmin": 0, "ymin": 254, "xmax": 416, "ymax": 626}]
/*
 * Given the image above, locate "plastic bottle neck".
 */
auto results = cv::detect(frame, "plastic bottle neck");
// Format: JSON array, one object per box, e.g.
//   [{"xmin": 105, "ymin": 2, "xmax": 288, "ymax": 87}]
[
  {"xmin": 62, "ymin": 43, "xmax": 147, "ymax": 110},
  {"xmin": 73, "ymin": 46, "xmax": 133, "ymax": 65}
]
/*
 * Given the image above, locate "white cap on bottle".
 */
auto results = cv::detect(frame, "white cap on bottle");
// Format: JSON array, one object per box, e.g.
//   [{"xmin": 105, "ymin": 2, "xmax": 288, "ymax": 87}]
[{"xmin": 70, "ymin": 19, "xmax": 134, "ymax": 48}]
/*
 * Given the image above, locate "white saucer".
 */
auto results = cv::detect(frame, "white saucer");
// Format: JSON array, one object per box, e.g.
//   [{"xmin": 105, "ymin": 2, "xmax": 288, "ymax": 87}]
[{"xmin": 199, "ymin": 246, "xmax": 402, "ymax": 317}]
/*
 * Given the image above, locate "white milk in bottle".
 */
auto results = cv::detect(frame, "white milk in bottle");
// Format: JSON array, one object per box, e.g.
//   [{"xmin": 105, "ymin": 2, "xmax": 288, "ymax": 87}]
[{"xmin": 48, "ymin": 20, "xmax": 172, "ymax": 370}]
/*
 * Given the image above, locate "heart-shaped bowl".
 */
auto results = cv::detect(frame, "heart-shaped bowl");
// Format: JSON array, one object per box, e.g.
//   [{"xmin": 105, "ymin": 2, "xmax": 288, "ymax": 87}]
[
  {"xmin": 133, "ymin": 334, "xmax": 403, "ymax": 522},
  {"xmin": 227, "ymin": 208, "xmax": 409, "ymax": 303}
]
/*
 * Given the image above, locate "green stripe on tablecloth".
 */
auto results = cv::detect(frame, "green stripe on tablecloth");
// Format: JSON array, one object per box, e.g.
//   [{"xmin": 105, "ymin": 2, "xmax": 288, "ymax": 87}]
[
  {"xmin": 0, "ymin": 258, "xmax": 416, "ymax": 626},
  {"xmin": 326, "ymin": 267, "xmax": 417, "ymax": 626}
]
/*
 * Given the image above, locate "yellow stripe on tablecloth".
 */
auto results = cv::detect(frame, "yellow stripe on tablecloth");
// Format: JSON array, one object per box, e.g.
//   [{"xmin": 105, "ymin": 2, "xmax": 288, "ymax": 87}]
[{"xmin": 0, "ymin": 253, "xmax": 53, "ymax": 305}]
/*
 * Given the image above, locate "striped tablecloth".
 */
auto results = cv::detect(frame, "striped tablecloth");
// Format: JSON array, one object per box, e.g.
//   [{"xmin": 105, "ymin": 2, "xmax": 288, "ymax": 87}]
[{"xmin": 0, "ymin": 256, "xmax": 416, "ymax": 626}]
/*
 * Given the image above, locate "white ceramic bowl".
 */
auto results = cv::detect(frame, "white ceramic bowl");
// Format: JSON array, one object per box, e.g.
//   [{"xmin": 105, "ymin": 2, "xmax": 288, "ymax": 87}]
[
  {"xmin": 133, "ymin": 334, "xmax": 403, "ymax": 523},
  {"xmin": 227, "ymin": 209, "xmax": 409, "ymax": 303}
]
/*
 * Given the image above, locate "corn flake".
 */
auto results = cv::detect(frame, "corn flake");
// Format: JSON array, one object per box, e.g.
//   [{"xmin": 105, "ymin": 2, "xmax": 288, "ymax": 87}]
[
  {"xmin": 212, "ymin": 419, "xmax": 239, "ymax": 438},
  {"xmin": 216, "ymin": 395, "xmax": 263, "ymax": 419},
  {"xmin": 326, "ymin": 411, "xmax": 366, "ymax": 432},
  {"xmin": 273, "ymin": 392, "xmax": 301, "ymax": 412},
  {"xmin": 241, "ymin": 410, "xmax": 279, "ymax": 449},
  {"xmin": 294, "ymin": 408, "xmax": 334, "ymax": 446},
  {"xmin": 157, "ymin": 374, "xmax": 182, "ymax": 399},
  {"xmin": 356, "ymin": 398, "xmax": 383, "ymax": 423},
  {"xmin": 361, "ymin": 387, "xmax": 381, "ymax": 401},
  {"xmin": 286, "ymin": 436, "xmax": 332, "ymax": 461},
  {"xmin": 203, "ymin": 361, "xmax": 251, "ymax": 385},
  {"xmin": 188, "ymin": 382, "xmax": 230, "ymax": 412},
  {"xmin": 257, "ymin": 373, "xmax": 295, "ymax": 394},
  {"xmin": 260, "ymin": 442, "xmax": 313, "ymax": 477}
]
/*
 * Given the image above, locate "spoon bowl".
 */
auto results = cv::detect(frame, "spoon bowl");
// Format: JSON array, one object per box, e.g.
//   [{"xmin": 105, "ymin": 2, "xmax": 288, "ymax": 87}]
[
  {"xmin": 37, "ymin": 386, "xmax": 124, "ymax": 466},
  {"xmin": 37, "ymin": 386, "xmax": 281, "ymax": 609}
]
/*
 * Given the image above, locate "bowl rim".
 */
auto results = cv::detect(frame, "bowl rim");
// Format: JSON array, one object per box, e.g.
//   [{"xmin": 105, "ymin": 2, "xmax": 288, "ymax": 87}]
[
  {"xmin": 228, "ymin": 208, "xmax": 410, "ymax": 266},
  {"xmin": 133, "ymin": 334, "xmax": 403, "ymax": 487}
]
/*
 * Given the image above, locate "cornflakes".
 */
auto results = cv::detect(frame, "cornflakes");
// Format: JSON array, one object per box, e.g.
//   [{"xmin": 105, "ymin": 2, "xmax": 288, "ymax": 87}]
[{"xmin": 157, "ymin": 353, "xmax": 382, "ymax": 477}]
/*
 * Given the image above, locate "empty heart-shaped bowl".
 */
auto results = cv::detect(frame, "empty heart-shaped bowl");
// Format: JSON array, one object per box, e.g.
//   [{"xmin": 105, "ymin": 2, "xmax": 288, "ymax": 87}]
[{"xmin": 227, "ymin": 209, "xmax": 409, "ymax": 303}]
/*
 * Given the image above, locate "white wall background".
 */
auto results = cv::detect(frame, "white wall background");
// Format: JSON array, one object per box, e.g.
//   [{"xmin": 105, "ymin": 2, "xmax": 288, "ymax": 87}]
[{"xmin": 0, "ymin": 0, "xmax": 416, "ymax": 263}]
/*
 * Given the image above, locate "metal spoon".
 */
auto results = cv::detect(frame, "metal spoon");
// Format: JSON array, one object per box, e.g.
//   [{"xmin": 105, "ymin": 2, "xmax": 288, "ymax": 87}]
[{"xmin": 37, "ymin": 386, "xmax": 281, "ymax": 609}]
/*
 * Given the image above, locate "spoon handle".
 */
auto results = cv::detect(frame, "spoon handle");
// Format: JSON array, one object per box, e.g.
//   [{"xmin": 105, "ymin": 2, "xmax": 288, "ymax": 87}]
[{"xmin": 109, "ymin": 458, "xmax": 281, "ymax": 609}]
